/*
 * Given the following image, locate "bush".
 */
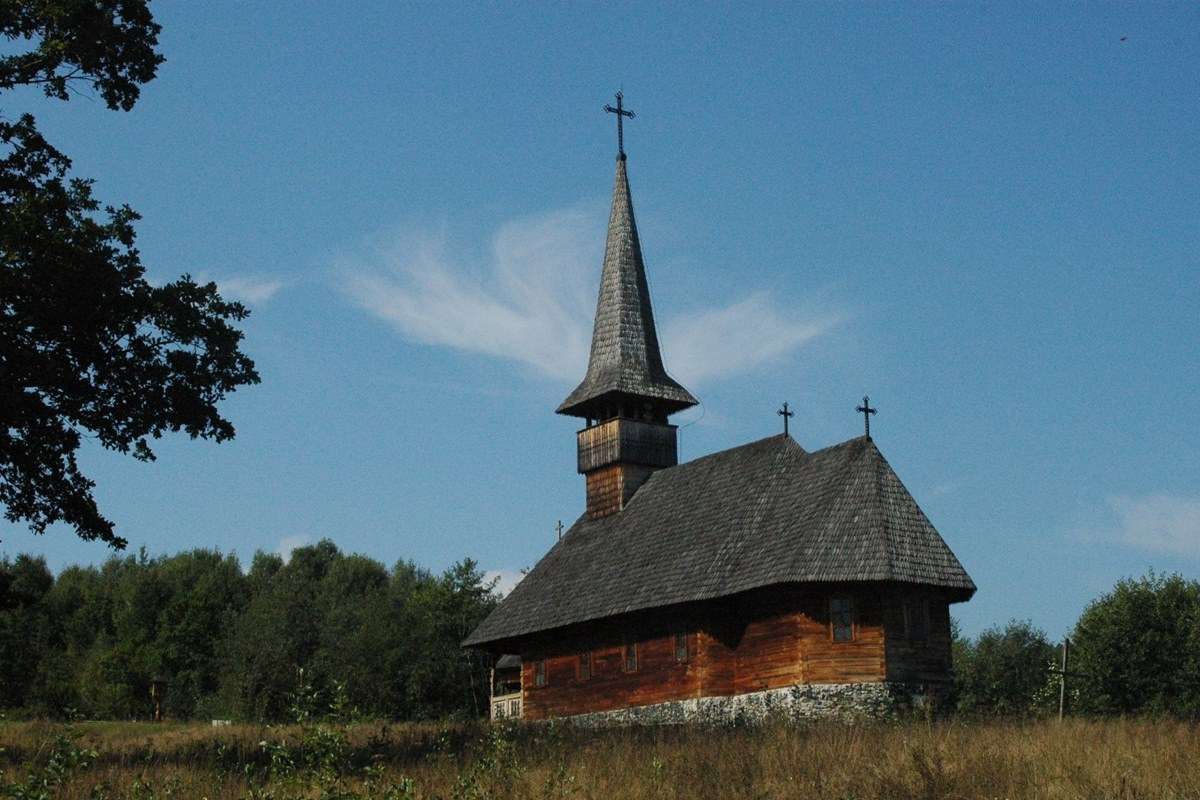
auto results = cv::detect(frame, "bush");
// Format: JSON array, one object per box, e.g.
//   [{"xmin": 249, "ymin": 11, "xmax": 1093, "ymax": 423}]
[
  {"xmin": 954, "ymin": 620, "xmax": 1056, "ymax": 716},
  {"xmin": 1071, "ymin": 571, "xmax": 1200, "ymax": 716}
]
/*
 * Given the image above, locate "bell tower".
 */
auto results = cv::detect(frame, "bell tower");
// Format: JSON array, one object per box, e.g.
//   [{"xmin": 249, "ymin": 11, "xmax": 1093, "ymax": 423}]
[{"xmin": 557, "ymin": 100, "xmax": 697, "ymax": 519}]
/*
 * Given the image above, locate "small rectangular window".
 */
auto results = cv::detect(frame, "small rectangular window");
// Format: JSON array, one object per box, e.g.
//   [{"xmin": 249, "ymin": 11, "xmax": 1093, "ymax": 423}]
[
  {"xmin": 624, "ymin": 641, "xmax": 638, "ymax": 672},
  {"xmin": 674, "ymin": 630, "xmax": 688, "ymax": 663},
  {"xmin": 578, "ymin": 651, "xmax": 592, "ymax": 680},
  {"xmin": 831, "ymin": 596, "xmax": 854, "ymax": 642},
  {"xmin": 906, "ymin": 600, "xmax": 928, "ymax": 642},
  {"xmin": 534, "ymin": 659, "xmax": 546, "ymax": 687}
]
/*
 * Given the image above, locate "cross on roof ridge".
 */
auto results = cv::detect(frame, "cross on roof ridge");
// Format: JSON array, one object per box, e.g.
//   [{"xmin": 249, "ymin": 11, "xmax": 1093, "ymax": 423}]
[
  {"xmin": 777, "ymin": 402, "xmax": 794, "ymax": 437},
  {"xmin": 856, "ymin": 395, "xmax": 877, "ymax": 439}
]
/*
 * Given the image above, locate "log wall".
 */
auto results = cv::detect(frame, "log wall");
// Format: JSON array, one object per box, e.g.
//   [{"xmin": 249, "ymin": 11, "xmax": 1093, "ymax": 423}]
[
  {"xmin": 882, "ymin": 591, "xmax": 954, "ymax": 685},
  {"xmin": 516, "ymin": 584, "xmax": 940, "ymax": 721},
  {"xmin": 521, "ymin": 616, "xmax": 704, "ymax": 718}
]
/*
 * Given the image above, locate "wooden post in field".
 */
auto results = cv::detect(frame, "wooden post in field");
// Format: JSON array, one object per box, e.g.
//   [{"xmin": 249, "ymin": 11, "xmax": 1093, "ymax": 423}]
[
  {"xmin": 1058, "ymin": 638, "xmax": 1069, "ymax": 721},
  {"xmin": 149, "ymin": 674, "xmax": 168, "ymax": 722},
  {"xmin": 1048, "ymin": 638, "xmax": 1089, "ymax": 721}
]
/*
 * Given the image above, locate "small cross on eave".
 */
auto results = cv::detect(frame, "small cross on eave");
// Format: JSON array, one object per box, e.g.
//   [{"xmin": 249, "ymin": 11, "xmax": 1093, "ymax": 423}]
[
  {"xmin": 604, "ymin": 91, "xmax": 636, "ymax": 158},
  {"xmin": 777, "ymin": 402, "xmax": 794, "ymax": 437},
  {"xmin": 856, "ymin": 395, "xmax": 877, "ymax": 439}
]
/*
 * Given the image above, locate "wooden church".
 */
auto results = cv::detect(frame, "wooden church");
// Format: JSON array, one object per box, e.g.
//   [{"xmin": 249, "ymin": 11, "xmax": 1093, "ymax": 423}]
[{"xmin": 464, "ymin": 99, "xmax": 975, "ymax": 724}]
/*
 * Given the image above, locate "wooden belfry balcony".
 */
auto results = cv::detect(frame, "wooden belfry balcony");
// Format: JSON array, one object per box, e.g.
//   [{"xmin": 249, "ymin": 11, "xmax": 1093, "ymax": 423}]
[{"xmin": 577, "ymin": 417, "xmax": 678, "ymax": 474}]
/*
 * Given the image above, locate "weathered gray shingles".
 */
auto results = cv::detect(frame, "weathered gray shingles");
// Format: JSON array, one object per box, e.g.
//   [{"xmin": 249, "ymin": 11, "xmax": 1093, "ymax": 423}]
[
  {"xmin": 494, "ymin": 654, "xmax": 521, "ymax": 670},
  {"xmin": 557, "ymin": 157, "xmax": 697, "ymax": 416},
  {"xmin": 464, "ymin": 435, "xmax": 976, "ymax": 646}
]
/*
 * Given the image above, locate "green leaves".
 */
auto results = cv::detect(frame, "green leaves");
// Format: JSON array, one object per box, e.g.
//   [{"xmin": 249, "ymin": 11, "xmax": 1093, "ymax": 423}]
[
  {"xmin": 0, "ymin": 0, "xmax": 163, "ymax": 110},
  {"xmin": 1071, "ymin": 572, "xmax": 1200, "ymax": 716},
  {"xmin": 1, "ymin": 2, "xmax": 258, "ymax": 547},
  {"xmin": 218, "ymin": 543, "xmax": 499, "ymax": 722},
  {"xmin": 953, "ymin": 620, "xmax": 1056, "ymax": 716}
]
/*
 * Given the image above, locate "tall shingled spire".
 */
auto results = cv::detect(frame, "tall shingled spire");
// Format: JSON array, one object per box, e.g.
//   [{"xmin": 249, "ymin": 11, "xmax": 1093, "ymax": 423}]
[{"xmin": 557, "ymin": 155, "xmax": 698, "ymax": 420}]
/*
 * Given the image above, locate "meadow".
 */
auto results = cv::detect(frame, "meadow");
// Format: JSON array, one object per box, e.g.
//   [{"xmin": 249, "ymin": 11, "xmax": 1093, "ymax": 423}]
[{"xmin": 2, "ymin": 716, "xmax": 1198, "ymax": 799}]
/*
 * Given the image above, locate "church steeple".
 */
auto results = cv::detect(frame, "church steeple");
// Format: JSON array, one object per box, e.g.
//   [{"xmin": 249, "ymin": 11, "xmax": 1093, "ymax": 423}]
[
  {"xmin": 556, "ymin": 154, "xmax": 698, "ymax": 421},
  {"xmin": 561, "ymin": 102, "xmax": 697, "ymax": 519}
]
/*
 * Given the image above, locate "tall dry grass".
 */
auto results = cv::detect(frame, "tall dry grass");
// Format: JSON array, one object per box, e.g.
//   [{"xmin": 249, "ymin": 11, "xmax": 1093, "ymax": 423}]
[{"xmin": 2, "ymin": 716, "xmax": 1197, "ymax": 799}]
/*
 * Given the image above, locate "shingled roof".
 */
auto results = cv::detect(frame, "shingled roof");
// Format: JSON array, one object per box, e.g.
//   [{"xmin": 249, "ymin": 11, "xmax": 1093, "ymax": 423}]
[
  {"xmin": 556, "ymin": 156, "xmax": 698, "ymax": 418},
  {"xmin": 465, "ymin": 434, "xmax": 975, "ymax": 647}
]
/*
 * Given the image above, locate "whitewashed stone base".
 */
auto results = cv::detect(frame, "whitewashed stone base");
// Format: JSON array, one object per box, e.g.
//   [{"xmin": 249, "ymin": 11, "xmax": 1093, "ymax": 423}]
[{"xmin": 558, "ymin": 682, "xmax": 929, "ymax": 727}]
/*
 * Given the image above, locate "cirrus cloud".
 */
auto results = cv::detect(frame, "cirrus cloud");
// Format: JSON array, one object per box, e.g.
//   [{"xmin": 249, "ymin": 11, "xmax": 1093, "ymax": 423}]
[
  {"xmin": 339, "ymin": 207, "xmax": 839, "ymax": 387},
  {"xmin": 1106, "ymin": 494, "xmax": 1200, "ymax": 558},
  {"xmin": 217, "ymin": 275, "xmax": 287, "ymax": 305}
]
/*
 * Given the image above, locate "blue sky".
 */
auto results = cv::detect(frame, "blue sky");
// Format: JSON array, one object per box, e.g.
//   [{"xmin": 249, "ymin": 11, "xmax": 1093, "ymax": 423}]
[{"xmin": 2, "ymin": 2, "xmax": 1198, "ymax": 639}]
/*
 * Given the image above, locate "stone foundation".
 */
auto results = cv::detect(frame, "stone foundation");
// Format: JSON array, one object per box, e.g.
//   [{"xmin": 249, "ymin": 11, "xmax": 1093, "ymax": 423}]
[{"xmin": 557, "ymin": 682, "xmax": 933, "ymax": 727}]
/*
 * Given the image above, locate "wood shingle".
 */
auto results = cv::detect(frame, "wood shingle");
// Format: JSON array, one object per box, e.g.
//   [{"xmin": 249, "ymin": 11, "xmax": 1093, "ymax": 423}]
[
  {"xmin": 556, "ymin": 156, "xmax": 697, "ymax": 419},
  {"xmin": 465, "ymin": 434, "xmax": 975, "ymax": 647}
]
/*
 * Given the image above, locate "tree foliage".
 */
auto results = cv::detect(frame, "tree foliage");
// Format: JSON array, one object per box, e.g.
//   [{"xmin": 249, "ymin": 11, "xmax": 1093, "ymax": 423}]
[
  {"xmin": 953, "ymin": 619, "xmax": 1057, "ymax": 716},
  {"xmin": 1071, "ymin": 572, "xmax": 1200, "ymax": 717},
  {"xmin": 1, "ymin": 0, "xmax": 258, "ymax": 547},
  {"xmin": 0, "ymin": 542, "xmax": 499, "ymax": 721}
]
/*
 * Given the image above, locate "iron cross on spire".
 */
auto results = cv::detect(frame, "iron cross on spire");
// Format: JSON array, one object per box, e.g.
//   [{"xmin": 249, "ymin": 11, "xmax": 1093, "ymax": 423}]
[
  {"xmin": 604, "ymin": 91, "xmax": 636, "ymax": 157},
  {"xmin": 777, "ymin": 402, "xmax": 795, "ymax": 437},
  {"xmin": 856, "ymin": 395, "xmax": 877, "ymax": 438}
]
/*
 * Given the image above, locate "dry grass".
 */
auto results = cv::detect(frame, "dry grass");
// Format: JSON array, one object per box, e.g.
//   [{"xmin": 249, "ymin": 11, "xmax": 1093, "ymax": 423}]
[{"xmin": 2, "ymin": 716, "xmax": 1198, "ymax": 799}]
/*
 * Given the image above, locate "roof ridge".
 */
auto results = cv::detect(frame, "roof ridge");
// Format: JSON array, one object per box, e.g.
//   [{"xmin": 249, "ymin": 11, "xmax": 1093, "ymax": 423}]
[
  {"xmin": 678, "ymin": 432, "xmax": 797, "ymax": 465},
  {"xmin": 582, "ymin": 433, "xmax": 799, "ymax": 523},
  {"xmin": 806, "ymin": 435, "xmax": 871, "ymax": 457}
]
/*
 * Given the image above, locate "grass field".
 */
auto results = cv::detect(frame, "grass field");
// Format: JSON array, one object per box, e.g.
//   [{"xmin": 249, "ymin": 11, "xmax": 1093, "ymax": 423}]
[{"xmin": 2, "ymin": 716, "xmax": 1197, "ymax": 799}]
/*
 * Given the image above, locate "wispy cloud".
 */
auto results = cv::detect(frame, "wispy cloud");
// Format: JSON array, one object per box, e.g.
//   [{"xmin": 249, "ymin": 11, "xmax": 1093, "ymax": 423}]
[
  {"xmin": 218, "ymin": 275, "xmax": 286, "ymax": 305},
  {"xmin": 339, "ymin": 208, "xmax": 837, "ymax": 386},
  {"xmin": 1104, "ymin": 494, "xmax": 1200, "ymax": 558},
  {"xmin": 483, "ymin": 568, "xmax": 525, "ymax": 597},
  {"xmin": 662, "ymin": 293, "xmax": 838, "ymax": 386},
  {"xmin": 341, "ymin": 210, "xmax": 595, "ymax": 381}
]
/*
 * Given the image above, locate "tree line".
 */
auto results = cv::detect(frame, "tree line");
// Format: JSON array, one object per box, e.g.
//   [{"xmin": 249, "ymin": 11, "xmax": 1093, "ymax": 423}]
[
  {"xmin": 953, "ymin": 571, "xmax": 1200, "ymax": 717},
  {"xmin": 4, "ymin": 546, "xmax": 1198, "ymax": 722},
  {"xmin": 0, "ymin": 542, "xmax": 498, "ymax": 721}
]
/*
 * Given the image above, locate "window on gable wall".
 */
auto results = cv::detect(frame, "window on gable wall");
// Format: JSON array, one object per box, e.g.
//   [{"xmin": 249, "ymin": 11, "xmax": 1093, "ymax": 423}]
[
  {"xmin": 578, "ymin": 651, "xmax": 591, "ymax": 680},
  {"xmin": 534, "ymin": 659, "xmax": 546, "ymax": 687},
  {"xmin": 906, "ymin": 599, "xmax": 928, "ymax": 642},
  {"xmin": 830, "ymin": 596, "xmax": 854, "ymax": 642},
  {"xmin": 624, "ymin": 641, "xmax": 638, "ymax": 672},
  {"xmin": 674, "ymin": 629, "xmax": 688, "ymax": 663}
]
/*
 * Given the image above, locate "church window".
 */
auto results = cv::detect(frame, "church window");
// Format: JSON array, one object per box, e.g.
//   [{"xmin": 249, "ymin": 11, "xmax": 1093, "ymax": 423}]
[
  {"xmin": 674, "ymin": 629, "xmax": 689, "ymax": 662},
  {"xmin": 831, "ymin": 596, "xmax": 854, "ymax": 642},
  {"xmin": 579, "ymin": 651, "xmax": 592, "ymax": 680},
  {"xmin": 906, "ymin": 599, "xmax": 928, "ymax": 642},
  {"xmin": 534, "ymin": 659, "xmax": 546, "ymax": 687},
  {"xmin": 624, "ymin": 641, "xmax": 638, "ymax": 672}
]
